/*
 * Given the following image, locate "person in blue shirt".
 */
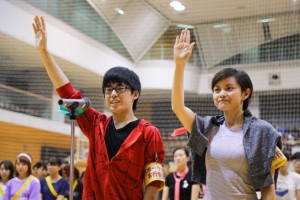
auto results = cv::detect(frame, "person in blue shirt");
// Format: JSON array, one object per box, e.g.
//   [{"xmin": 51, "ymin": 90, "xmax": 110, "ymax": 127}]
[{"xmin": 40, "ymin": 157, "xmax": 69, "ymax": 200}]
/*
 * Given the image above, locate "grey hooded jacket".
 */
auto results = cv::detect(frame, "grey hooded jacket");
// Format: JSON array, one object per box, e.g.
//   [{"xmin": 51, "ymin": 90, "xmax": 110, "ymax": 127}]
[{"xmin": 187, "ymin": 110, "xmax": 282, "ymax": 190}]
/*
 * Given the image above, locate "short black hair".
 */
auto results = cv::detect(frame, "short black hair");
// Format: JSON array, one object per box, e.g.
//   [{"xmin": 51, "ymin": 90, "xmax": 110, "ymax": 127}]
[
  {"xmin": 33, "ymin": 161, "xmax": 47, "ymax": 170},
  {"xmin": 292, "ymin": 152, "xmax": 300, "ymax": 160},
  {"xmin": 283, "ymin": 152, "xmax": 291, "ymax": 161},
  {"xmin": 173, "ymin": 147, "xmax": 190, "ymax": 157},
  {"xmin": 212, "ymin": 68, "xmax": 253, "ymax": 111},
  {"xmin": 47, "ymin": 157, "xmax": 62, "ymax": 166},
  {"xmin": 102, "ymin": 66, "xmax": 141, "ymax": 110}
]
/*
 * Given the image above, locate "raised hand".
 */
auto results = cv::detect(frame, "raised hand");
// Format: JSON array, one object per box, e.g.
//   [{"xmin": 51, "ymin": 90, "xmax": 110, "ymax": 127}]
[
  {"xmin": 174, "ymin": 29, "xmax": 195, "ymax": 65},
  {"xmin": 32, "ymin": 16, "xmax": 47, "ymax": 51}
]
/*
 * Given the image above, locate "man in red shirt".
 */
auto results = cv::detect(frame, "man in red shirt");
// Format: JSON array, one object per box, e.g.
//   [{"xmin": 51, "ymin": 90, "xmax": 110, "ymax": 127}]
[{"xmin": 33, "ymin": 16, "xmax": 165, "ymax": 200}]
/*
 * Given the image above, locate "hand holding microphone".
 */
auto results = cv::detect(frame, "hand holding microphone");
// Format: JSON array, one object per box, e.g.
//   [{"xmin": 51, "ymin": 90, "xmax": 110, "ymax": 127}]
[{"xmin": 58, "ymin": 97, "xmax": 91, "ymax": 111}]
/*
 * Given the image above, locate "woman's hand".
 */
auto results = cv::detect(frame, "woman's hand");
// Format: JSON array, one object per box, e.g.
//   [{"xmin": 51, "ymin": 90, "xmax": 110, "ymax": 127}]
[
  {"xmin": 32, "ymin": 16, "xmax": 47, "ymax": 52},
  {"xmin": 174, "ymin": 28, "xmax": 195, "ymax": 66}
]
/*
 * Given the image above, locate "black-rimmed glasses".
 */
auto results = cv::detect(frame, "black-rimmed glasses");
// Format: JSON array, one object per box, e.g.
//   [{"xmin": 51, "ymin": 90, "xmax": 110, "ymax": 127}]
[{"xmin": 104, "ymin": 86, "xmax": 130, "ymax": 95}]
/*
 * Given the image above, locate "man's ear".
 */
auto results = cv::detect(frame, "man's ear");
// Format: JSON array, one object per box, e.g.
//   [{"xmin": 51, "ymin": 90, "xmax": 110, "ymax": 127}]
[{"xmin": 133, "ymin": 90, "xmax": 139, "ymax": 100}]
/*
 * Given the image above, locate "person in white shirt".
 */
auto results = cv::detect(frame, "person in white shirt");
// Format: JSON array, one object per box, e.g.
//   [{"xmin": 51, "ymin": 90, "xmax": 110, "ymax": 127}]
[
  {"xmin": 276, "ymin": 152, "xmax": 300, "ymax": 200},
  {"xmin": 291, "ymin": 152, "xmax": 300, "ymax": 174}
]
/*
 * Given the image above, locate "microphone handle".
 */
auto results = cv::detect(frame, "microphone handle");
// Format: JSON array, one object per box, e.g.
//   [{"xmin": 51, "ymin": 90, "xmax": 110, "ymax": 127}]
[{"xmin": 58, "ymin": 97, "xmax": 91, "ymax": 110}]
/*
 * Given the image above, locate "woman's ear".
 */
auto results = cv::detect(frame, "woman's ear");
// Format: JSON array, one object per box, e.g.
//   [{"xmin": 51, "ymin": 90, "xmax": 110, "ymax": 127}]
[
  {"xmin": 187, "ymin": 156, "xmax": 190, "ymax": 162},
  {"xmin": 243, "ymin": 88, "xmax": 251, "ymax": 100}
]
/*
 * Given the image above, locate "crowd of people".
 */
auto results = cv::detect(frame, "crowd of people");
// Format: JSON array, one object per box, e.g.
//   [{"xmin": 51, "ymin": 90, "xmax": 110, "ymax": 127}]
[
  {"xmin": 1, "ymin": 151, "xmax": 206, "ymax": 200},
  {"xmin": 0, "ymin": 153, "xmax": 83, "ymax": 200}
]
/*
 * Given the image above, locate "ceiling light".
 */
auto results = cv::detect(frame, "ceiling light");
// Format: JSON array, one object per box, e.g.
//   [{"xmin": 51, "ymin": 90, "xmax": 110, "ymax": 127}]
[
  {"xmin": 115, "ymin": 8, "xmax": 125, "ymax": 15},
  {"xmin": 177, "ymin": 24, "xmax": 194, "ymax": 29},
  {"xmin": 257, "ymin": 18, "xmax": 275, "ymax": 23},
  {"xmin": 213, "ymin": 23, "xmax": 230, "ymax": 29},
  {"xmin": 170, "ymin": 1, "xmax": 185, "ymax": 11}
]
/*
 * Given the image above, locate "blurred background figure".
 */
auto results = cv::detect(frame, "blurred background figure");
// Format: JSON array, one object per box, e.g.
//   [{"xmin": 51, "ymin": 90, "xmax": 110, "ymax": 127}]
[
  {"xmin": 62, "ymin": 164, "xmax": 83, "ymax": 200},
  {"xmin": 292, "ymin": 152, "xmax": 300, "ymax": 174},
  {"xmin": 40, "ymin": 157, "xmax": 69, "ymax": 200},
  {"xmin": 162, "ymin": 147, "xmax": 200, "ymax": 200},
  {"xmin": 59, "ymin": 160, "xmax": 69, "ymax": 177},
  {"xmin": 276, "ymin": 152, "xmax": 300, "ymax": 199},
  {"xmin": 0, "ymin": 160, "xmax": 14, "ymax": 200},
  {"xmin": 32, "ymin": 161, "xmax": 47, "ymax": 180},
  {"xmin": 4, "ymin": 153, "xmax": 40, "ymax": 200},
  {"xmin": 162, "ymin": 163, "xmax": 170, "ymax": 179},
  {"xmin": 79, "ymin": 170, "xmax": 85, "ymax": 187}
]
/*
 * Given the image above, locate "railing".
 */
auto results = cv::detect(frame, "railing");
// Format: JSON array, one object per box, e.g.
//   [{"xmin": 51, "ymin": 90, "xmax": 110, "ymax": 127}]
[{"xmin": 0, "ymin": 84, "xmax": 53, "ymax": 119}]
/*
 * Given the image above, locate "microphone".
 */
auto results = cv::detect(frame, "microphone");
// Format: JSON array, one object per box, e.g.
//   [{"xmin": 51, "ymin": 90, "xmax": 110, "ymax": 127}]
[{"xmin": 58, "ymin": 97, "xmax": 91, "ymax": 110}]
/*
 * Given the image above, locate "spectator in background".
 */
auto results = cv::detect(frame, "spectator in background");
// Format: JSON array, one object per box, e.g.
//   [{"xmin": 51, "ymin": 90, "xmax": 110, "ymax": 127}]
[
  {"xmin": 62, "ymin": 164, "xmax": 83, "ymax": 200},
  {"xmin": 4, "ymin": 153, "xmax": 40, "ymax": 200},
  {"xmin": 292, "ymin": 152, "xmax": 300, "ymax": 174},
  {"xmin": 0, "ymin": 160, "xmax": 14, "ymax": 200},
  {"xmin": 40, "ymin": 157, "xmax": 69, "ymax": 200},
  {"xmin": 162, "ymin": 147, "xmax": 200, "ymax": 200},
  {"xmin": 79, "ymin": 170, "xmax": 85, "ymax": 187},
  {"xmin": 32, "ymin": 161, "xmax": 47, "ymax": 180},
  {"xmin": 276, "ymin": 152, "xmax": 300, "ymax": 199},
  {"xmin": 58, "ymin": 160, "xmax": 69, "ymax": 177}
]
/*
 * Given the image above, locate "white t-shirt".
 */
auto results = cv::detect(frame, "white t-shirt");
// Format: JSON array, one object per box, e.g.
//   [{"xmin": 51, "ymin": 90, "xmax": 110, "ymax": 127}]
[
  {"xmin": 276, "ymin": 171, "xmax": 300, "ymax": 200},
  {"xmin": 205, "ymin": 123, "xmax": 258, "ymax": 200}
]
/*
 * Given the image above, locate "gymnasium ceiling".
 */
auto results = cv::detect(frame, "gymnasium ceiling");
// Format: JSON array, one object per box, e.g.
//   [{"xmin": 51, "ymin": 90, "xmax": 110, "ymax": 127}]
[{"xmin": 0, "ymin": 0, "xmax": 299, "ymax": 86}]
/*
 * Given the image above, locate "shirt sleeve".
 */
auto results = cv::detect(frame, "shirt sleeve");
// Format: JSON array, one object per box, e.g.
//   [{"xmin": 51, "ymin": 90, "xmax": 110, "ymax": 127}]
[
  {"xmin": 56, "ymin": 81, "xmax": 104, "ymax": 136},
  {"xmin": 56, "ymin": 82, "xmax": 82, "ymax": 99},
  {"xmin": 144, "ymin": 125, "xmax": 164, "ymax": 164},
  {"xmin": 165, "ymin": 173, "xmax": 172, "ymax": 187},
  {"xmin": 144, "ymin": 124, "xmax": 165, "ymax": 189},
  {"xmin": 29, "ymin": 179, "xmax": 41, "ymax": 200},
  {"xmin": 3, "ymin": 180, "xmax": 11, "ymax": 200},
  {"xmin": 295, "ymin": 173, "xmax": 300, "ymax": 190}
]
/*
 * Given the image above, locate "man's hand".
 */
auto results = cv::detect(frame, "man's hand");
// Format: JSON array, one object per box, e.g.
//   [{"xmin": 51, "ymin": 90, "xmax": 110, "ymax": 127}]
[{"xmin": 32, "ymin": 16, "xmax": 47, "ymax": 52}]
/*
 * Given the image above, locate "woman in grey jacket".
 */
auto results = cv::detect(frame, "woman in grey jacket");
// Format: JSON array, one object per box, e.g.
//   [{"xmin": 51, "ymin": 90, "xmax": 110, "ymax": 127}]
[{"xmin": 171, "ymin": 29, "xmax": 282, "ymax": 200}]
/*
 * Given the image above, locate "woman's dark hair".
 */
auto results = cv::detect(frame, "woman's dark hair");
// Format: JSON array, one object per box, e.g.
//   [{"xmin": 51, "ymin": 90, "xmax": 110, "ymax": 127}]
[
  {"xmin": 33, "ymin": 161, "xmax": 47, "ymax": 170},
  {"xmin": 173, "ymin": 147, "xmax": 190, "ymax": 157},
  {"xmin": 211, "ymin": 68, "xmax": 253, "ymax": 111},
  {"xmin": 283, "ymin": 152, "xmax": 291, "ymax": 161},
  {"xmin": 0, "ymin": 160, "xmax": 15, "ymax": 180},
  {"xmin": 102, "ymin": 66, "xmax": 141, "ymax": 110},
  {"xmin": 47, "ymin": 157, "xmax": 62, "ymax": 166},
  {"xmin": 15, "ymin": 155, "xmax": 32, "ymax": 177}
]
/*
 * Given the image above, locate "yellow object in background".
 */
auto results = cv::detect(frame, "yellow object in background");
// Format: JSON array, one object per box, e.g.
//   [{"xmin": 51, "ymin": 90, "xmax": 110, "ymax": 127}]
[{"xmin": 272, "ymin": 146, "xmax": 287, "ymax": 169}]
